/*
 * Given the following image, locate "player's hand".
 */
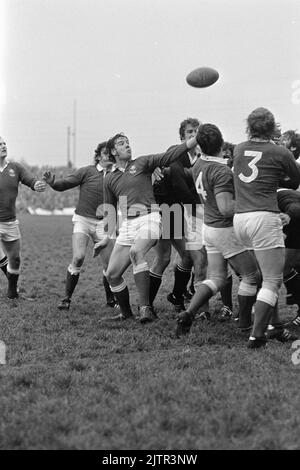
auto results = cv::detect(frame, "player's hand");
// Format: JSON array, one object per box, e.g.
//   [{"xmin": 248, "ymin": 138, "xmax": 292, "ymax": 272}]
[
  {"xmin": 43, "ymin": 171, "xmax": 55, "ymax": 185},
  {"xmin": 93, "ymin": 236, "xmax": 109, "ymax": 258},
  {"xmin": 152, "ymin": 167, "xmax": 164, "ymax": 182},
  {"xmin": 279, "ymin": 212, "xmax": 291, "ymax": 226},
  {"xmin": 34, "ymin": 180, "xmax": 46, "ymax": 192}
]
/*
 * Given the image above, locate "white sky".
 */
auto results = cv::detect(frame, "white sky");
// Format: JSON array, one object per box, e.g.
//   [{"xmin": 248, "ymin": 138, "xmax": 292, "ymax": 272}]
[{"xmin": 0, "ymin": 0, "xmax": 300, "ymax": 167}]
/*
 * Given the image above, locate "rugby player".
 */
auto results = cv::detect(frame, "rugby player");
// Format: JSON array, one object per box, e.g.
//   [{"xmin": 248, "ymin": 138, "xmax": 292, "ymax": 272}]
[
  {"xmin": 100, "ymin": 132, "xmax": 198, "ymax": 323},
  {"xmin": 0, "ymin": 136, "xmax": 46, "ymax": 299},
  {"xmin": 176, "ymin": 124, "xmax": 261, "ymax": 341},
  {"xmin": 277, "ymin": 187, "xmax": 300, "ymax": 329},
  {"xmin": 150, "ymin": 118, "xmax": 207, "ymax": 315},
  {"xmin": 43, "ymin": 142, "xmax": 115, "ymax": 310},
  {"xmin": 233, "ymin": 108, "xmax": 300, "ymax": 348}
]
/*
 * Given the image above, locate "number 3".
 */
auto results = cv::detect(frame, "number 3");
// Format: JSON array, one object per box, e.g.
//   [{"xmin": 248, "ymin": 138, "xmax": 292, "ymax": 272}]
[
  {"xmin": 238, "ymin": 151, "xmax": 262, "ymax": 183},
  {"xmin": 195, "ymin": 171, "xmax": 207, "ymax": 201}
]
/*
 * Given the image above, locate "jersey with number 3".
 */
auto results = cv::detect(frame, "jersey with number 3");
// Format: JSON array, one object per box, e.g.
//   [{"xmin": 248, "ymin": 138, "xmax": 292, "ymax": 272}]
[
  {"xmin": 192, "ymin": 156, "xmax": 234, "ymax": 228},
  {"xmin": 233, "ymin": 141, "xmax": 300, "ymax": 213}
]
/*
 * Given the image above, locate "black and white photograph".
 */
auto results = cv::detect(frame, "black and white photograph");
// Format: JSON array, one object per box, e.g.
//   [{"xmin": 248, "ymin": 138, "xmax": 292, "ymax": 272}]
[{"xmin": 0, "ymin": 0, "xmax": 300, "ymax": 453}]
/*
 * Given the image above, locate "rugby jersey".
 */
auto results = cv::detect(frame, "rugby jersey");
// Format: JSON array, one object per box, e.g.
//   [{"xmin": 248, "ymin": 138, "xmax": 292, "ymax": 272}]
[
  {"xmin": 191, "ymin": 155, "xmax": 234, "ymax": 228},
  {"xmin": 0, "ymin": 161, "xmax": 37, "ymax": 222},
  {"xmin": 104, "ymin": 142, "xmax": 189, "ymax": 218},
  {"xmin": 233, "ymin": 141, "xmax": 300, "ymax": 213},
  {"xmin": 50, "ymin": 164, "xmax": 110, "ymax": 219}
]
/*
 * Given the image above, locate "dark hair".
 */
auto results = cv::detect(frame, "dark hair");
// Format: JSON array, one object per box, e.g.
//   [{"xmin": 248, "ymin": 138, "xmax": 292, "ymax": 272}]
[
  {"xmin": 94, "ymin": 141, "xmax": 108, "ymax": 164},
  {"xmin": 222, "ymin": 141, "xmax": 235, "ymax": 157},
  {"xmin": 106, "ymin": 133, "xmax": 128, "ymax": 159},
  {"xmin": 179, "ymin": 118, "xmax": 200, "ymax": 140},
  {"xmin": 246, "ymin": 107, "xmax": 276, "ymax": 140},
  {"xmin": 282, "ymin": 130, "xmax": 300, "ymax": 159},
  {"xmin": 196, "ymin": 123, "xmax": 224, "ymax": 156}
]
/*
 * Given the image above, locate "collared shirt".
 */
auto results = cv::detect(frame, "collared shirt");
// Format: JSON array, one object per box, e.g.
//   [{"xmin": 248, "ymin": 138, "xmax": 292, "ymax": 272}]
[{"xmin": 0, "ymin": 158, "xmax": 9, "ymax": 173}]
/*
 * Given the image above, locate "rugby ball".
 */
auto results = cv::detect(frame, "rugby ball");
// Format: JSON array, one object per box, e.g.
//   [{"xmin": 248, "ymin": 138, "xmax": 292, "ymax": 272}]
[{"xmin": 186, "ymin": 67, "xmax": 219, "ymax": 88}]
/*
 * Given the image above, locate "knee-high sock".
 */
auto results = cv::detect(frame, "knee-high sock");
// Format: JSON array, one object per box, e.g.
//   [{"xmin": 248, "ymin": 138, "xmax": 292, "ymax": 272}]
[
  {"xmin": 65, "ymin": 266, "xmax": 80, "ymax": 298},
  {"xmin": 220, "ymin": 275, "xmax": 233, "ymax": 309},
  {"xmin": 172, "ymin": 265, "xmax": 192, "ymax": 300},
  {"xmin": 110, "ymin": 281, "xmax": 132, "ymax": 317},
  {"xmin": 7, "ymin": 267, "xmax": 20, "ymax": 299},
  {"xmin": 103, "ymin": 273, "xmax": 114, "ymax": 303},
  {"xmin": 251, "ymin": 300, "xmax": 275, "ymax": 338},
  {"xmin": 133, "ymin": 263, "xmax": 150, "ymax": 307},
  {"xmin": 149, "ymin": 271, "xmax": 162, "ymax": 305},
  {"xmin": 0, "ymin": 255, "xmax": 8, "ymax": 277}
]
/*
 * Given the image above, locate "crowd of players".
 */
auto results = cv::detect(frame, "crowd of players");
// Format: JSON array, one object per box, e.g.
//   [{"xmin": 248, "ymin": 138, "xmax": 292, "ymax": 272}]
[{"xmin": 1, "ymin": 107, "xmax": 300, "ymax": 348}]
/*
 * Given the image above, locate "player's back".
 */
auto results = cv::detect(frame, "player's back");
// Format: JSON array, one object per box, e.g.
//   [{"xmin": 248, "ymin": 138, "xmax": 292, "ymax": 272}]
[
  {"xmin": 233, "ymin": 140, "xmax": 299, "ymax": 213},
  {"xmin": 192, "ymin": 156, "xmax": 234, "ymax": 228}
]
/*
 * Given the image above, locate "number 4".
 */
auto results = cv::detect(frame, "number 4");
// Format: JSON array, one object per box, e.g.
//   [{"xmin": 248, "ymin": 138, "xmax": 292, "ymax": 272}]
[
  {"xmin": 238, "ymin": 151, "xmax": 262, "ymax": 183},
  {"xmin": 195, "ymin": 171, "xmax": 207, "ymax": 201}
]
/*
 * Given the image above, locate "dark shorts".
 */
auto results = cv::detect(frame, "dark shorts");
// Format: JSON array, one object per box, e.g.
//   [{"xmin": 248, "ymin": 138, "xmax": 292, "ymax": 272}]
[{"xmin": 160, "ymin": 205, "xmax": 185, "ymax": 240}]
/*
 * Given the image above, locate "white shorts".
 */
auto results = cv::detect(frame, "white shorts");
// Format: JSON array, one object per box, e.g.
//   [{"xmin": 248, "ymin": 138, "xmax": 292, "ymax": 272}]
[
  {"xmin": 184, "ymin": 205, "xmax": 204, "ymax": 251},
  {"xmin": 203, "ymin": 224, "xmax": 247, "ymax": 259},
  {"xmin": 234, "ymin": 212, "xmax": 285, "ymax": 251},
  {"xmin": 0, "ymin": 220, "xmax": 21, "ymax": 242},
  {"xmin": 72, "ymin": 214, "xmax": 106, "ymax": 243},
  {"xmin": 116, "ymin": 212, "xmax": 161, "ymax": 246}
]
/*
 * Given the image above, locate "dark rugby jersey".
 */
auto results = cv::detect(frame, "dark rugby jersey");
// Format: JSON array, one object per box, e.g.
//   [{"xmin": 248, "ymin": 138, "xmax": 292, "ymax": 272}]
[
  {"xmin": 104, "ymin": 142, "xmax": 188, "ymax": 218},
  {"xmin": 51, "ymin": 165, "xmax": 108, "ymax": 219},
  {"xmin": 277, "ymin": 188, "xmax": 300, "ymax": 248},
  {"xmin": 233, "ymin": 141, "xmax": 300, "ymax": 213},
  {"xmin": 0, "ymin": 161, "xmax": 37, "ymax": 222},
  {"xmin": 153, "ymin": 151, "xmax": 200, "ymax": 206},
  {"xmin": 191, "ymin": 155, "xmax": 234, "ymax": 228}
]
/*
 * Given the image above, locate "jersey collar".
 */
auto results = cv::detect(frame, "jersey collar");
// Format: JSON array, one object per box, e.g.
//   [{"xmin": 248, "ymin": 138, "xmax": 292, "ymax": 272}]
[
  {"xmin": 200, "ymin": 155, "xmax": 228, "ymax": 165},
  {"xmin": 0, "ymin": 158, "xmax": 9, "ymax": 173}
]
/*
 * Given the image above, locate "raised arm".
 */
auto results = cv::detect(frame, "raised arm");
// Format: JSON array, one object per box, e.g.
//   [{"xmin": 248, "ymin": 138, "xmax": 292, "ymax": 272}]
[
  {"xmin": 43, "ymin": 168, "xmax": 84, "ymax": 191},
  {"xmin": 145, "ymin": 137, "xmax": 197, "ymax": 172}
]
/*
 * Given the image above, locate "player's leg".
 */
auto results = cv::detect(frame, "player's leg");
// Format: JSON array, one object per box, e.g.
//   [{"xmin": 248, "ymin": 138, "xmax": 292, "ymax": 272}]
[
  {"xmin": 0, "ymin": 241, "xmax": 8, "ymax": 278},
  {"xmin": 58, "ymin": 232, "xmax": 89, "ymax": 310},
  {"xmin": 98, "ymin": 238, "xmax": 116, "ymax": 307},
  {"xmin": 176, "ymin": 251, "xmax": 227, "ymax": 336},
  {"xmin": 129, "ymin": 212, "xmax": 161, "ymax": 322},
  {"xmin": 228, "ymin": 250, "xmax": 260, "ymax": 330},
  {"xmin": 188, "ymin": 246, "xmax": 210, "ymax": 318},
  {"xmin": 168, "ymin": 238, "xmax": 192, "ymax": 312},
  {"xmin": 105, "ymin": 243, "xmax": 132, "ymax": 319},
  {"xmin": 250, "ymin": 247, "xmax": 285, "ymax": 342},
  {"xmin": 149, "ymin": 238, "xmax": 172, "ymax": 306},
  {"xmin": 2, "ymin": 239, "xmax": 21, "ymax": 299}
]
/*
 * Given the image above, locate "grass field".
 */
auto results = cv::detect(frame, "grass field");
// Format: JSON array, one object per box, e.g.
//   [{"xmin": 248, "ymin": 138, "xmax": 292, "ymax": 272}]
[{"xmin": 0, "ymin": 215, "xmax": 300, "ymax": 450}]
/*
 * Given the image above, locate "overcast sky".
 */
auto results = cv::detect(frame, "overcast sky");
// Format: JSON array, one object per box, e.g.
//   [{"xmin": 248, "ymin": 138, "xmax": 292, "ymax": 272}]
[{"xmin": 0, "ymin": 0, "xmax": 300, "ymax": 167}]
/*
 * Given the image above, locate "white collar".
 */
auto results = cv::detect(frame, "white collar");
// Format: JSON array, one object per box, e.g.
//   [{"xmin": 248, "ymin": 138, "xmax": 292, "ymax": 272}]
[
  {"xmin": 200, "ymin": 155, "xmax": 228, "ymax": 165},
  {"xmin": 96, "ymin": 163, "xmax": 105, "ymax": 172},
  {"xmin": 187, "ymin": 151, "xmax": 198, "ymax": 166},
  {"xmin": 0, "ymin": 159, "xmax": 9, "ymax": 173}
]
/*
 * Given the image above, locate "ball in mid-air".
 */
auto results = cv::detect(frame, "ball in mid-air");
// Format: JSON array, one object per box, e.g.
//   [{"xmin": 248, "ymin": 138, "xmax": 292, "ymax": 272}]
[{"xmin": 186, "ymin": 67, "xmax": 219, "ymax": 88}]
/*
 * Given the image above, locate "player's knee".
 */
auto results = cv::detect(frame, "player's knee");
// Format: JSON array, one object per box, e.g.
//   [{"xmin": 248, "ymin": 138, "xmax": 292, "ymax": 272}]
[
  {"xmin": 72, "ymin": 255, "xmax": 85, "ymax": 267},
  {"xmin": 203, "ymin": 273, "xmax": 226, "ymax": 292},
  {"xmin": 262, "ymin": 274, "xmax": 283, "ymax": 293},
  {"xmin": 241, "ymin": 269, "xmax": 261, "ymax": 287},
  {"xmin": 129, "ymin": 246, "xmax": 144, "ymax": 266}
]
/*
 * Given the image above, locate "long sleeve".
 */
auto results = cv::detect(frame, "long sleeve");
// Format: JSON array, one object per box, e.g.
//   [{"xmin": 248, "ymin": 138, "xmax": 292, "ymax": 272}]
[
  {"xmin": 143, "ymin": 142, "xmax": 189, "ymax": 173},
  {"xmin": 51, "ymin": 168, "xmax": 84, "ymax": 191}
]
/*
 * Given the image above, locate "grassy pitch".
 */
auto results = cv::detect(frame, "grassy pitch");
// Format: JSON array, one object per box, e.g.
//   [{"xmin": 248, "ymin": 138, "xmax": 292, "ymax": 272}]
[{"xmin": 0, "ymin": 215, "xmax": 299, "ymax": 450}]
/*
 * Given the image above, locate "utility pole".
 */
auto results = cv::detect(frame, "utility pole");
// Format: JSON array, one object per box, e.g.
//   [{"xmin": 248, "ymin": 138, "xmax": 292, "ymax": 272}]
[
  {"xmin": 72, "ymin": 99, "xmax": 77, "ymax": 168},
  {"xmin": 67, "ymin": 126, "xmax": 71, "ymax": 168}
]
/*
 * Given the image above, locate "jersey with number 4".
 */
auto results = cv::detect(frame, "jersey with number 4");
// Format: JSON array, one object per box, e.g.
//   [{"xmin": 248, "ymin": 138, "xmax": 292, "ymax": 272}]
[
  {"xmin": 233, "ymin": 141, "xmax": 300, "ymax": 213},
  {"xmin": 192, "ymin": 155, "xmax": 234, "ymax": 228}
]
